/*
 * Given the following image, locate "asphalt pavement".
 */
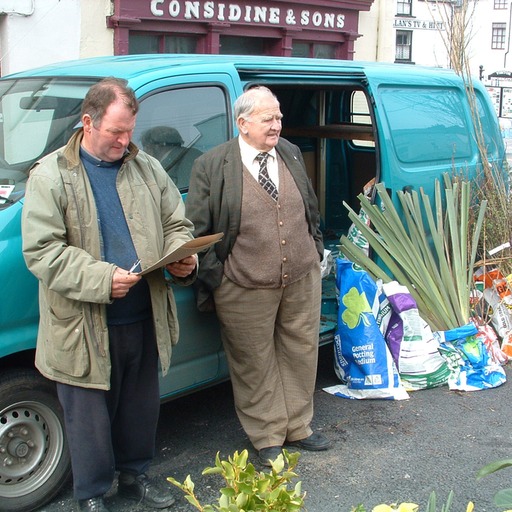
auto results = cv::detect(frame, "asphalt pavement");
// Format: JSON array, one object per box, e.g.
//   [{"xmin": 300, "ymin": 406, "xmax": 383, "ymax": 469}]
[
  {"xmin": 37, "ymin": 344, "xmax": 512, "ymax": 512},
  {"xmin": 36, "ymin": 132, "xmax": 512, "ymax": 512}
]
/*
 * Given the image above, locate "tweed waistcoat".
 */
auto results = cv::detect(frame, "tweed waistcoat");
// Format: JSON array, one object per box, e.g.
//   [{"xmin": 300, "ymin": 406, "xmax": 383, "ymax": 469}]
[{"xmin": 224, "ymin": 155, "xmax": 318, "ymax": 289}]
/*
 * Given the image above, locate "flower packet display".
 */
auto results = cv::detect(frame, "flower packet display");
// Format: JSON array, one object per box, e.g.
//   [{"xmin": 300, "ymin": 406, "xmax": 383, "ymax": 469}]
[
  {"xmin": 475, "ymin": 322, "xmax": 509, "ymax": 365},
  {"xmin": 474, "ymin": 267, "xmax": 512, "ymax": 357}
]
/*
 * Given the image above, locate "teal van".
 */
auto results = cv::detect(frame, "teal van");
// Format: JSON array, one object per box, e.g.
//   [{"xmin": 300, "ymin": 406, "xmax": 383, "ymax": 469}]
[{"xmin": 0, "ymin": 54, "xmax": 505, "ymax": 511}]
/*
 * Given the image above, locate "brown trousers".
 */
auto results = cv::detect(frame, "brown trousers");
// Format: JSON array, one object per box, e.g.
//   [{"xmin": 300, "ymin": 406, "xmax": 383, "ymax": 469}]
[{"xmin": 213, "ymin": 263, "xmax": 321, "ymax": 450}]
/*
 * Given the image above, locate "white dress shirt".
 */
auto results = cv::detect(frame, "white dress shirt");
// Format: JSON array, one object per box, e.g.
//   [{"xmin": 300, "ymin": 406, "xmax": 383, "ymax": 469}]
[{"xmin": 238, "ymin": 136, "xmax": 279, "ymax": 191}]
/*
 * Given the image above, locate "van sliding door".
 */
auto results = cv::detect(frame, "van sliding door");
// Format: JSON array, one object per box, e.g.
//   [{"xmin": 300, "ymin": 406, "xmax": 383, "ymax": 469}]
[{"xmin": 270, "ymin": 86, "xmax": 377, "ymax": 242}]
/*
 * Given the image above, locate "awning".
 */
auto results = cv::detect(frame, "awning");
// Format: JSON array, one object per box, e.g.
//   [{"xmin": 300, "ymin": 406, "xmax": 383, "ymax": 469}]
[{"xmin": 488, "ymin": 70, "xmax": 512, "ymax": 79}]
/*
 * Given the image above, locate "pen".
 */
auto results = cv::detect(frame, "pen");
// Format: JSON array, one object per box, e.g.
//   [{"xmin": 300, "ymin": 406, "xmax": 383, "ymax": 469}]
[{"xmin": 128, "ymin": 258, "xmax": 141, "ymax": 274}]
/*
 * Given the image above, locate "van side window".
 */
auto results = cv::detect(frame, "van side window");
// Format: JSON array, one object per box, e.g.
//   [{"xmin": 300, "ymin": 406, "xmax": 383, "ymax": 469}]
[
  {"xmin": 474, "ymin": 89, "xmax": 504, "ymax": 161},
  {"xmin": 380, "ymin": 87, "xmax": 472, "ymax": 164},
  {"xmin": 134, "ymin": 86, "xmax": 229, "ymax": 190},
  {"xmin": 350, "ymin": 91, "xmax": 375, "ymax": 148}
]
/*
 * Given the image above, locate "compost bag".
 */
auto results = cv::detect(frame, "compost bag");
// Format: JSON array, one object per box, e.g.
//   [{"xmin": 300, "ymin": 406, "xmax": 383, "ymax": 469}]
[
  {"xmin": 435, "ymin": 323, "xmax": 506, "ymax": 391},
  {"xmin": 324, "ymin": 258, "xmax": 409, "ymax": 400},
  {"xmin": 382, "ymin": 281, "xmax": 451, "ymax": 391}
]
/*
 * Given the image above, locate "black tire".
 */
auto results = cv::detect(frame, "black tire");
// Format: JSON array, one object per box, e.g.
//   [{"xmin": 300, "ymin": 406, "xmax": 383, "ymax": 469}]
[{"xmin": 0, "ymin": 368, "xmax": 71, "ymax": 512}]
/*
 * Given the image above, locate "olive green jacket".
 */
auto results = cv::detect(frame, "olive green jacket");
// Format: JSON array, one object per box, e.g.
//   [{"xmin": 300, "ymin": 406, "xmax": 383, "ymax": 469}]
[{"xmin": 22, "ymin": 130, "xmax": 195, "ymax": 390}]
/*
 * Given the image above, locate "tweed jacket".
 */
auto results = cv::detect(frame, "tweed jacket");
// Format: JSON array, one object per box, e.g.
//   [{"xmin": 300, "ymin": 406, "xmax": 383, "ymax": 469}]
[
  {"xmin": 22, "ymin": 129, "xmax": 196, "ymax": 389},
  {"xmin": 186, "ymin": 136, "xmax": 323, "ymax": 311}
]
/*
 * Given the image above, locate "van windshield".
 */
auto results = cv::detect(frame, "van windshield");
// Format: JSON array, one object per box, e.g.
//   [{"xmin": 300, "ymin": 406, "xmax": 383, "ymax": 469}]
[{"xmin": 0, "ymin": 77, "xmax": 97, "ymax": 209}]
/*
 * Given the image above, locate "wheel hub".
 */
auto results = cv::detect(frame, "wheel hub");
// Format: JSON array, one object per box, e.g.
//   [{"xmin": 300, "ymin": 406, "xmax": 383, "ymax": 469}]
[
  {"xmin": 7, "ymin": 434, "xmax": 33, "ymax": 459},
  {"xmin": 0, "ymin": 375, "xmax": 69, "ymax": 509},
  {"xmin": 0, "ymin": 403, "xmax": 52, "ymax": 490}
]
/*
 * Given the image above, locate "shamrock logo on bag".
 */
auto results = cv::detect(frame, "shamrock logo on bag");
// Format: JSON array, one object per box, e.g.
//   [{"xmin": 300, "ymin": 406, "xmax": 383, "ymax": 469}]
[{"xmin": 342, "ymin": 286, "xmax": 372, "ymax": 329}]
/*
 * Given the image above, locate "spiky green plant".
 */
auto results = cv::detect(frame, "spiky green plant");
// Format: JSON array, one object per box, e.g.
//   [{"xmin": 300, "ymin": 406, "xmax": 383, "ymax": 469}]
[{"xmin": 339, "ymin": 175, "xmax": 486, "ymax": 332}]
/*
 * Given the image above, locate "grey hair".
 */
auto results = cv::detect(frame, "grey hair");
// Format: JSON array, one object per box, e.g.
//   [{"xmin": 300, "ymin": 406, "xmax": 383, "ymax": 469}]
[{"xmin": 234, "ymin": 86, "xmax": 279, "ymax": 120}]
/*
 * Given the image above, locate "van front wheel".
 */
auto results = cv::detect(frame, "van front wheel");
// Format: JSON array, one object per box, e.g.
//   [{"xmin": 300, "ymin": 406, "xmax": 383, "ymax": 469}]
[{"xmin": 0, "ymin": 368, "xmax": 71, "ymax": 512}]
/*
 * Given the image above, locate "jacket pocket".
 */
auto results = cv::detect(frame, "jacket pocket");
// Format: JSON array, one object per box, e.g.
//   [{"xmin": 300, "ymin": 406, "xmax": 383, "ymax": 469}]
[{"xmin": 45, "ymin": 294, "xmax": 91, "ymax": 377}]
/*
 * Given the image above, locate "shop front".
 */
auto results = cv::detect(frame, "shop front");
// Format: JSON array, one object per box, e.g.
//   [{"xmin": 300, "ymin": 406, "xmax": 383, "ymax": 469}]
[{"xmin": 108, "ymin": 0, "xmax": 373, "ymax": 59}]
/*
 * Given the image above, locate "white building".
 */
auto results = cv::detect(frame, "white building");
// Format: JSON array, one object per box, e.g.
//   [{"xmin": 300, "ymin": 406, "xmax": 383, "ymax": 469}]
[
  {"xmin": 355, "ymin": 0, "xmax": 511, "ymax": 119},
  {"xmin": 0, "ymin": 0, "xmax": 112, "ymax": 76},
  {"xmin": 357, "ymin": 0, "xmax": 510, "ymax": 78}
]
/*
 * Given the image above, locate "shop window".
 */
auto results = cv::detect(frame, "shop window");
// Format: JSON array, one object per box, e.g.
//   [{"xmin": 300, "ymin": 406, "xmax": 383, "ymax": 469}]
[
  {"xmin": 220, "ymin": 36, "xmax": 264, "ymax": 55},
  {"xmin": 130, "ymin": 34, "xmax": 159, "ymax": 54},
  {"xmin": 133, "ymin": 86, "xmax": 229, "ymax": 190},
  {"xmin": 492, "ymin": 23, "xmax": 506, "ymax": 49},
  {"xmin": 164, "ymin": 37, "xmax": 197, "ymax": 53},
  {"xmin": 395, "ymin": 30, "xmax": 412, "ymax": 62},
  {"xmin": 292, "ymin": 43, "xmax": 336, "ymax": 59},
  {"xmin": 397, "ymin": 0, "xmax": 412, "ymax": 16},
  {"xmin": 129, "ymin": 34, "xmax": 197, "ymax": 54}
]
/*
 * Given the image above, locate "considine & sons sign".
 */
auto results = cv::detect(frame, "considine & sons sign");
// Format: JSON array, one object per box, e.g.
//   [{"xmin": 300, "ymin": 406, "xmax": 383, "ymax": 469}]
[{"xmin": 150, "ymin": 0, "xmax": 347, "ymax": 29}]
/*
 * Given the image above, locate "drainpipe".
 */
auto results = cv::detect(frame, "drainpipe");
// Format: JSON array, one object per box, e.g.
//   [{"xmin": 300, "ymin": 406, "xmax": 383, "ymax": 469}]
[
  {"xmin": 376, "ymin": 0, "xmax": 387, "ymax": 62},
  {"xmin": 505, "ymin": 0, "xmax": 511, "ymax": 69}
]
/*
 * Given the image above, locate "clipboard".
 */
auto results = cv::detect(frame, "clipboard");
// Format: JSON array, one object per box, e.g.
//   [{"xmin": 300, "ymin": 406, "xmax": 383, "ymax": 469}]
[{"xmin": 140, "ymin": 232, "xmax": 223, "ymax": 275}]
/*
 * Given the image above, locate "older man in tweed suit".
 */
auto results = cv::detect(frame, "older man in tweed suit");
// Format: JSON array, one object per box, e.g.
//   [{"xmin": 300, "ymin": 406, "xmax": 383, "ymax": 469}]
[{"xmin": 186, "ymin": 86, "xmax": 331, "ymax": 466}]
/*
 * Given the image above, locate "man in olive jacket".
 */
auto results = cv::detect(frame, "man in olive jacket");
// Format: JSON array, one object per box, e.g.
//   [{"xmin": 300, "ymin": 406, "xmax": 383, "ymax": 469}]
[{"xmin": 22, "ymin": 78, "xmax": 197, "ymax": 512}]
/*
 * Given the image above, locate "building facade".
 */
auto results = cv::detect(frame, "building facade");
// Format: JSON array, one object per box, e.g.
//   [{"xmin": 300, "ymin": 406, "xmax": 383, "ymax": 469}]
[
  {"xmin": 0, "ymin": 0, "xmax": 373, "ymax": 76},
  {"xmin": 356, "ymin": 0, "xmax": 510, "ymax": 79},
  {"xmin": 355, "ymin": 0, "xmax": 512, "ymax": 118},
  {"xmin": 109, "ymin": 0, "xmax": 373, "ymax": 59},
  {"xmin": 0, "ymin": 0, "xmax": 111, "ymax": 75},
  {"xmin": 0, "ymin": 0, "xmax": 510, "ymax": 117}
]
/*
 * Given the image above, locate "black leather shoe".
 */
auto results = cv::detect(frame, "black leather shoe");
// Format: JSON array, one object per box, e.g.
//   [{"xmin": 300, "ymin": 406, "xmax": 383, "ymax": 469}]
[
  {"xmin": 286, "ymin": 432, "xmax": 331, "ymax": 451},
  {"xmin": 258, "ymin": 446, "xmax": 283, "ymax": 467},
  {"xmin": 118, "ymin": 473, "xmax": 175, "ymax": 509},
  {"xmin": 77, "ymin": 497, "xmax": 110, "ymax": 512}
]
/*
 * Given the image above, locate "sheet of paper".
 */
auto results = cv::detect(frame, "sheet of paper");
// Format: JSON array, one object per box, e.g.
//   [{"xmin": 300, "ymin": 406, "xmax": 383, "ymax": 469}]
[{"xmin": 139, "ymin": 232, "xmax": 223, "ymax": 275}]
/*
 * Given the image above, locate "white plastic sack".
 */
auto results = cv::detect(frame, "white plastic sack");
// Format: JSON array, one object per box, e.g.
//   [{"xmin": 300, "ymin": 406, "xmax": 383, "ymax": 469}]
[{"xmin": 382, "ymin": 281, "xmax": 450, "ymax": 391}]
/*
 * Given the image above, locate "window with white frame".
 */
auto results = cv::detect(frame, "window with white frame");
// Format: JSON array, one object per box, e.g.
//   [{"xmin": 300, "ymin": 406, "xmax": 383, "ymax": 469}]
[
  {"xmin": 494, "ymin": 0, "xmax": 507, "ymax": 8},
  {"xmin": 397, "ymin": 0, "xmax": 412, "ymax": 15},
  {"xmin": 492, "ymin": 23, "xmax": 506, "ymax": 49},
  {"xmin": 396, "ymin": 30, "xmax": 412, "ymax": 61}
]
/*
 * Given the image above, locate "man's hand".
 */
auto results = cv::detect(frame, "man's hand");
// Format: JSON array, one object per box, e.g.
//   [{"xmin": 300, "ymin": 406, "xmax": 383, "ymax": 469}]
[
  {"xmin": 111, "ymin": 267, "xmax": 142, "ymax": 299},
  {"xmin": 166, "ymin": 254, "xmax": 197, "ymax": 278}
]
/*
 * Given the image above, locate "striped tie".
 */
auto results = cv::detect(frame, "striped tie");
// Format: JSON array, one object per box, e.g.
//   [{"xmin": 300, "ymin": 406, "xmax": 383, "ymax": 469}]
[{"xmin": 256, "ymin": 152, "xmax": 278, "ymax": 201}]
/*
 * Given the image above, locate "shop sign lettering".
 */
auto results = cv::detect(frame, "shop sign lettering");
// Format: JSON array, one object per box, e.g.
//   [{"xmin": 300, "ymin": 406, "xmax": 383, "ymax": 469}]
[
  {"xmin": 150, "ymin": 0, "xmax": 346, "ymax": 29},
  {"xmin": 393, "ymin": 18, "xmax": 445, "ymax": 30}
]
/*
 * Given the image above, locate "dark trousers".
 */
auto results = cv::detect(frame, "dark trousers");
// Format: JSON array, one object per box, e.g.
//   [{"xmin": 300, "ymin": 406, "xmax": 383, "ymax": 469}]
[{"xmin": 57, "ymin": 318, "xmax": 160, "ymax": 501}]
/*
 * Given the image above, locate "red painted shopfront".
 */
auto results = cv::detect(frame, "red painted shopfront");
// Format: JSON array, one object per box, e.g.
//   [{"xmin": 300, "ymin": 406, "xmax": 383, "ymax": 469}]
[{"xmin": 108, "ymin": 0, "xmax": 373, "ymax": 59}]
